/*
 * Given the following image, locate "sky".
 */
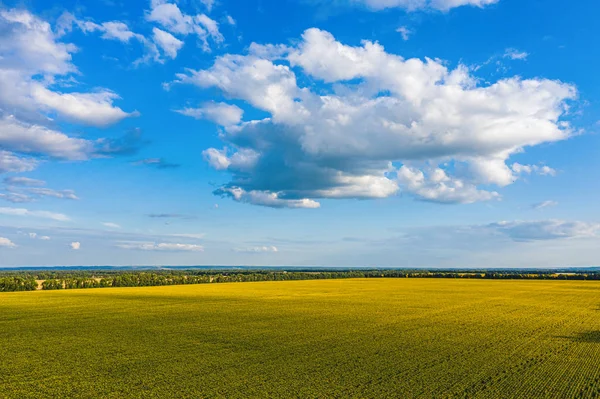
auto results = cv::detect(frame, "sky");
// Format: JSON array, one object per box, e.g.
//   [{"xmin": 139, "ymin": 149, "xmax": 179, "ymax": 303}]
[{"xmin": 0, "ymin": 0, "xmax": 599, "ymax": 268}]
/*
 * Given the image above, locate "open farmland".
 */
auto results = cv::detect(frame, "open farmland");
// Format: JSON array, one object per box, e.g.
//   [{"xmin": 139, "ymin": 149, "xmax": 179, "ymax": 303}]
[{"xmin": 1, "ymin": 279, "xmax": 600, "ymax": 398}]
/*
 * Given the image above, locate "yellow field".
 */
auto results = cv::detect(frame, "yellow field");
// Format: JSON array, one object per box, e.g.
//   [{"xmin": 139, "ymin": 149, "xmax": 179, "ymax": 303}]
[{"xmin": 1, "ymin": 278, "xmax": 600, "ymax": 398}]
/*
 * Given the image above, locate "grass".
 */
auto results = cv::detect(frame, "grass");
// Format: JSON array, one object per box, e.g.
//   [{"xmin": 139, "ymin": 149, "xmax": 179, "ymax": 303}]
[{"xmin": 1, "ymin": 278, "xmax": 600, "ymax": 398}]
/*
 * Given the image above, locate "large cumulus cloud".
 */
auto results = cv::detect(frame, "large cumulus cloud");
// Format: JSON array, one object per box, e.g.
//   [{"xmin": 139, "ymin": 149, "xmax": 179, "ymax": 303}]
[{"xmin": 174, "ymin": 28, "xmax": 576, "ymax": 208}]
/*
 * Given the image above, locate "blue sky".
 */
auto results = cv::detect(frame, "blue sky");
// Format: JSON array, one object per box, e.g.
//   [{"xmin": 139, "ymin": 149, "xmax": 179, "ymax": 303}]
[{"xmin": 0, "ymin": 0, "xmax": 599, "ymax": 267}]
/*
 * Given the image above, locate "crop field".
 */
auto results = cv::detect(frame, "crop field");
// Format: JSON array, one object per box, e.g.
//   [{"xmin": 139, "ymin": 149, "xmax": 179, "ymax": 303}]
[{"xmin": 1, "ymin": 279, "xmax": 600, "ymax": 398}]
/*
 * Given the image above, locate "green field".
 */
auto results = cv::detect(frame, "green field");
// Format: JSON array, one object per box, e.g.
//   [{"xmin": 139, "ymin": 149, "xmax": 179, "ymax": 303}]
[{"xmin": 1, "ymin": 279, "xmax": 600, "ymax": 398}]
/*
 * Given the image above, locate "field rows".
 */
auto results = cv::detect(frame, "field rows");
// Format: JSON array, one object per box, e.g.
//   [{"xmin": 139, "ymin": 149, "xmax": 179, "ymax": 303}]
[{"xmin": 1, "ymin": 279, "xmax": 599, "ymax": 398}]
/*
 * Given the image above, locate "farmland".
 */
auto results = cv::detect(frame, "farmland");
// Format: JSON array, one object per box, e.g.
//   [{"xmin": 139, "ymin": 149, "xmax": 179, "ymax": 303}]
[{"xmin": 1, "ymin": 279, "xmax": 600, "ymax": 398}]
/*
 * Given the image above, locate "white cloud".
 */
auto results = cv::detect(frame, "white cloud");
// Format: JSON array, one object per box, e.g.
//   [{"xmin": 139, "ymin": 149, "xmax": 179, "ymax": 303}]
[
  {"xmin": 176, "ymin": 102, "xmax": 243, "ymax": 126},
  {"xmin": 3, "ymin": 177, "xmax": 45, "ymax": 186},
  {"xmin": 538, "ymin": 166, "xmax": 557, "ymax": 177},
  {"xmin": 78, "ymin": 20, "xmax": 142, "ymax": 43},
  {"xmin": 102, "ymin": 222, "xmax": 121, "ymax": 229},
  {"xmin": 133, "ymin": 40, "xmax": 162, "ymax": 66},
  {"xmin": 70, "ymin": 241, "xmax": 81, "ymax": 250},
  {"xmin": 55, "ymin": 11, "xmax": 77, "ymax": 37},
  {"xmin": 147, "ymin": 1, "xmax": 196, "ymax": 35},
  {"xmin": 0, "ymin": 193, "xmax": 32, "ymax": 203},
  {"xmin": 0, "ymin": 116, "xmax": 93, "ymax": 160},
  {"xmin": 0, "ymin": 9, "xmax": 76, "ymax": 76},
  {"xmin": 102, "ymin": 21, "xmax": 139, "ymax": 41},
  {"xmin": 174, "ymin": 29, "xmax": 575, "ymax": 207},
  {"xmin": 248, "ymin": 43, "xmax": 289, "ymax": 59},
  {"xmin": 57, "ymin": 13, "xmax": 140, "ymax": 43},
  {"xmin": 152, "ymin": 27, "xmax": 184, "ymax": 58},
  {"xmin": 117, "ymin": 242, "xmax": 204, "ymax": 251},
  {"xmin": 167, "ymin": 233, "xmax": 205, "ymax": 239},
  {"xmin": 0, "ymin": 115, "xmax": 144, "ymax": 162},
  {"xmin": 58, "ymin": 12, "xmax": 164, "ymax": 65},
  {"xmin": 30, "ymin": 86, "xmax": 138, "ymax": 127},
  {"xmin": 489, "ymin": 220, "xmax": 599, "ymax": 241},
  {"xmin": 512, "ymin": 163, "xmax": 557, "ymax": 177},
  {"xmin": 0, "ymin": 237, "xmax": 16, "ymax": 248},
  {"xmin": 200, "ymin": 0, "xmax": 215, "ymax": 12},
  {"xmin": 24, "ymin": 232, "xmax": 51, "ymax": 240},
  {"xmin": 0, "ymin": 207, "xmax": 70, "ymax": 221},
  {"xmin": 174, "ymin": 55, "xmax": 301, "ymax": 122},
  {"xmin": 0, "ymin": 151, "xmax": 38, "ymax": 174},
  {"xmin": 215, "ymin": 187, "xmax": 321, "ymax": 208},
  {"xmin": 203, "ymin": 148, "xmax": 231, "ymax": 170},
  {"xmin": 396, "ymin": 26, "xmax": 412, "ymax": 41},
  {"xmin": 532, "ymin": 200, "xmax": 558, "ymax": 210},
  {"xmin": 346, "ymin": 0, "xmax": 499, "ymax": 11},
  {"xmin": 146, "ymin": 0, "xmax": 222, "ymax": 52},
  {"xmin": 225, "ymin": 15, "xmax": 236, "ymax": 25},
  {"xmin": 195, "ymin": 14, "xmax": 223, "ymax": 43},
  {"xmin": 0, "ymin": 10, "xmax": 135, "ymax": 127},
  {"xmin": 397, "ymin": 166, "xmax": 499, "ymax": 203},
  {"xmin": 201, "ymin": 147, "xmax": 260, "ymax": 172},
  {"xmin": 2, "ymin": 178, "xmax": 78, "ymax": 202},
  {"xmin": 234, "ymin": 246, "xmax": 279, "ymax": 253},
  {"xmin": 504, "ymin": 48, "xmax": 529, "ymax": 60},
  {"xmin": 18, "ymin": 188, "xmax": 78, "ymax": 200},
  {"xmin": 0, "ymin": 8, "xmax": 140, "ymax": 177}
]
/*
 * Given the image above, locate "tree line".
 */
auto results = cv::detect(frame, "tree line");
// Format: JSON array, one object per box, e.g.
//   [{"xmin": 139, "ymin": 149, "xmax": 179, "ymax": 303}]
[
  {"xmin": 0, "ymin": 277, "xmax": 38, "ymax": 292},
  {"xmin": 1, "ymin": 269, "xmax": 600, "ymax": 292}
]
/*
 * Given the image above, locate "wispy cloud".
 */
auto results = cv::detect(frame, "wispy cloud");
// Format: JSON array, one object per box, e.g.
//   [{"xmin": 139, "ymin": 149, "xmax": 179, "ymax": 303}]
[
  {"xmin": 512, "ymin": 163, "xmax": 557, "ymax": 177},
  {"xmin": 146, "ymin": 0, "xmax": 223, "ymax": 53},
  {"xmin": 168, "ymin": 233, "xmax": 205, "ymax": 240},
  {"xmin": 0, "ymin": 207, "xmax": 70, "ymax": 221},
  {"xmin": 19, "ymin": 188, "xmax": 79, "ymax": 200},
  {"xmin": 147, "ymin": 213, "xmax": 196, "ymax": 220},
  {"xmin": 0, "ymin": 193, "xmax": 32, "ymax": 203},
  {"xmin": 2, "ymin": 178, "xmax": 79, "ymax": 203},
  {"xmin": 117, "ymin": 242, "xmax": 204, "ymax": 252},
  {"xmin": 319, "ymin": 0, "xmax": 499, "ymax": 12},
  {"xmin": 3, "ymin": 177, "xmax": 45, "ymax": 186},
  {"xmin": 396, "ymin": 26, "xmax": 412, "ymax": 41},
  {"xmin": 489, "ymin": 220, "xmax": 599, "ymax": 241},
  {"xmin": 23, "ymin": 232, "xmax": 50, "ymax": 240},
  {"xmin": 0, "ymin": 151, "xmax": 38, "ymax": 174},
  {"xmin": 225, "ymin": 15, "xmax": 236, "ymax": 25},
  {"xmin": 532, "ymin": 200, "xmax": 558, "ymax": 210},
  {"xmin": 176, "ymin": 101, "xmax": 243, "ymax": 126},
  {"xmin": 102, "ymin": 222, "xmax": 121, "ymax": 229},
  {"xmin": 234, "ymin": 246, "xmax": 279, "ymax": 253},
  {"xmin": 133, "ymin": 158, "xmax": 181, "ymax": 169},
  {"xmin": 95, "ymin": 129, "xmax": 147, "ymax": 157},
  {"xmin": 504, "ymin": 48, "xmax": 529, "ymax": 60}
]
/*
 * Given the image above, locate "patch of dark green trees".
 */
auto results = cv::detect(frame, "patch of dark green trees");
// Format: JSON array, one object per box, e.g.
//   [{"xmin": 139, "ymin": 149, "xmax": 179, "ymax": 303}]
[{"xmin": 2, "ymin": 269, "xmax": 600, "ymax": 292}]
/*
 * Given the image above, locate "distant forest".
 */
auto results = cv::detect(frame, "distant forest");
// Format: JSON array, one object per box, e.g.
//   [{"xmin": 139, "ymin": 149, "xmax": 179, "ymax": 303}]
[{"xmin": 1, "ymin": 269, "xmax": 600, "ymax": 292}]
